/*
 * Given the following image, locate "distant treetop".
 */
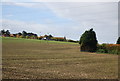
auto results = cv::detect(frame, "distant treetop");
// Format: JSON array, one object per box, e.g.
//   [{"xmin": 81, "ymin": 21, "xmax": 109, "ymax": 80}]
[{"xmin": 116, "ymin": 37, "xmax": 120, "ymax": 44}]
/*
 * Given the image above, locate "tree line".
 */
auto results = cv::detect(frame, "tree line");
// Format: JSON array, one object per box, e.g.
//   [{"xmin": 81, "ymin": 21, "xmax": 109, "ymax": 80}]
[
  {"xmin": 0, "ymin": 30, "xmax": 38, "ymax": 39},
  {"xmin": 0, "ymin": 29, "xmax": 120, "ymax": 54},
  {"xmin": 0, "ymin": 29, "xmax": 79, "ymax": 43}
]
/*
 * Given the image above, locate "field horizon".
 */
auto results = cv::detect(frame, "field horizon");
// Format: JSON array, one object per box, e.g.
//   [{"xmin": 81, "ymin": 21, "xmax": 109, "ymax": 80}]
[{"xmin": 2, "ymin": 37, "xmax": 118, "ymax": 79}]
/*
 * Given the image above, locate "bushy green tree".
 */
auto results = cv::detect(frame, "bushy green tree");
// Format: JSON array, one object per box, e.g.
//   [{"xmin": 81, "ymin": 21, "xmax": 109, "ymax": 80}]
[
  {"xmin": 79, "ymin": 28, "xmax": 98, "ymax": 52},
  {"xmin": 117, "ymin": 37, "xmax": 120, "ymax": 44},
  {"xmin": 17, "ymin": 32, "xmax": 22, "ymax": 36},
  {"xmin": 0, "ymin": 30, "xmax": 10, "ymax": 37},
  {"xmin": 22, "ymin": 31, "xmax": 27, "ymax": 38},
  {"xmin": 0, "ymin": 30, "xmax": 5, "ymax": 36},
  {"xmin": 6, "ymin": 30, "xmax": 10, "ymax": 37}
]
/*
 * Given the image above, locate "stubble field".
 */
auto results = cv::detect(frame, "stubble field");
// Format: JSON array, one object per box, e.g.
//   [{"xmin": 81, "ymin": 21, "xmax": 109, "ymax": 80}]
[{"xmin": 2, "ymin": 37, "xmax": 118, "ymax": 79}]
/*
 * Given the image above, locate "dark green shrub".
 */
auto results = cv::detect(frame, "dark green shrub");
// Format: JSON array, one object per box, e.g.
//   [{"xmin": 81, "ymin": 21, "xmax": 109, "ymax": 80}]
[
  {"xmin": 79, "ymin": 28, "xmax": 98, "ymax": 52},
  {"xmin": 97, "ymin": 44, "xmax": 120, "ymax": 55},
  {"xmin": 97, "ymin": 49, "xmax": 107, "ymax": 53},
  {"xmin": 97, "ymin": 44, "xmax": 108, "ymax": 53},
  {"xmin": 117, "ymin": 37, "xmax": 120, "ymax": 44}
]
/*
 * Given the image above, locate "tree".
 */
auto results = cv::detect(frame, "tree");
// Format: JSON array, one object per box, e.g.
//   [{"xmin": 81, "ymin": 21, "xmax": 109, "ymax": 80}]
[
  {"xmin": 0, "ymin": 30, "xmax": 6, "ymax": 36},
  {"xmin": 34, "ymin": 34, "xmax": 38, "ymax": 39},
  {"xmin": 79, "ymin": 28, "xmax": 98, "ymax": 52},
  {"xmin": 116, "ymin": 37, "xmax": 120, "ymax": 44},
  {"xmin": 22, "ymin": 31, "xmax": 27, "ymax": 38},
  {"xmin": 64, "ymin": 36, "xmax": 67, "ymax": 41},
  {"xmin": 17, "ymin": 32, "xmax": 22, "ymax": 36},
  {"xmin": 0, "ymin": 30, "xmax": 10, "ymax": 37},
  {"xmin": 6, "ymin": 30, "xmax": 10, "ymax": 37},
  {"xmin": 27, "ymin": 33, "xmax": 38, "ymax": 39},
  {"xmin": 49, "ymin": 35, "xmax": 53, "ymax": 38}
]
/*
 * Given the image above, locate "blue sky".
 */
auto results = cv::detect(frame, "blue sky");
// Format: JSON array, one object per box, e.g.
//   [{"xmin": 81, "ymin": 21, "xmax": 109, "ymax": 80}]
[
  {"xmin": 2, "ymin": 3, "xmax": 73, "ymax": 24},
  {"xmin": 1, "ymin": 1, "xmax": 118, "ymax": 44}
]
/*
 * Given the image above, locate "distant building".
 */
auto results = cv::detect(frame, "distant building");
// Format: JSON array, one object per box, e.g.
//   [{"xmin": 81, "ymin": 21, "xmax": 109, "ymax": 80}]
[{"xmin": 38, "ymin": 35, "xmax": 66, "ymax": 41}]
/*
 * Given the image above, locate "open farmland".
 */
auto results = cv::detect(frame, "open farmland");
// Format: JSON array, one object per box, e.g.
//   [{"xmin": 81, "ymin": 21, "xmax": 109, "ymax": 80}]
[{"xmin": 2, "ymin": 37, "xmax": 118, "ymax": 79}]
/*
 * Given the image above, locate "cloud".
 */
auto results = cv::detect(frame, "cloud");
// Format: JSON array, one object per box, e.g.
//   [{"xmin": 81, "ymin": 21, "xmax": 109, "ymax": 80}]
[
  {"xmin": 2, "ymin": 0, "xmax": 33, "ymax": 2},
  {"xmin": 46, "ymin": 2, "xmax": 118, "ymax": 43},
  {"xmin": 1, "ymin": 19, "xmax": 53, "ymax": 34},
  {"xmin": 9, "ymin": 3, "xmax": 37, "ymax": 8},
  {"xmin": 2, "ymin": 2, "xmax": 47, "ymax": 9},
  {"xmin": 0, "ymin": 19, "xmax": 75, "ymax": 37},
  {"xmin": 46, "ymin": 2, "xmax": 118, "ymax": 20},
  {"xmin": 1, "ymin": 0, "xmax": 119, "ymax": 2},
  {"xmin": 4, "ymin": 14, "xmax": 13, "ymax": 17}
]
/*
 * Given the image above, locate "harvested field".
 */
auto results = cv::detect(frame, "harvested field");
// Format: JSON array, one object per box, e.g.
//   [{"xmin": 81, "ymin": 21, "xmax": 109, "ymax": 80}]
[{"xmin": 2, "ymin": 37, "xmax": 118, "ymax": 79}]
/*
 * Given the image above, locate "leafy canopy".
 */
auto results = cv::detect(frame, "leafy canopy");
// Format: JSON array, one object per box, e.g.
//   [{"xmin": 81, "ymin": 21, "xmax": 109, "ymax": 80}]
[
  {"xmin": 117, "ymin": 37, "xmax": 120, "ymax": 44},
  {"xmin": 79, "ymin": 28, "xmax": 98, "ymax": 52}
]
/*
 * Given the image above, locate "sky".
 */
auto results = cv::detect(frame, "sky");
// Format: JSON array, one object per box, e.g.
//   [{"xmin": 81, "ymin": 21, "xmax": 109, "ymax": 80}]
[{"xmin": 0, "ymin": 0, "xmax": 119, "ymax": 44}]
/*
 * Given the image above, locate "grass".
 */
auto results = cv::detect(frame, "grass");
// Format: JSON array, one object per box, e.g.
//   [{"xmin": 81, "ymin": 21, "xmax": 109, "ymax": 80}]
[
  {"xmin": 2, "ymin": 37, "xmax": 78, "ymax": 44},
  {"xmin": 2, "ymin": 37, "xmax": 118, "ymax": 79}
]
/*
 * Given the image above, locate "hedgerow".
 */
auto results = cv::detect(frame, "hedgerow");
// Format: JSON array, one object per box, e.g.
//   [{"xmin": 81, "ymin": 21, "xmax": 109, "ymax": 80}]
[{"xmin": 97, "ymin": 44, "xmax": 120, "ymax": 54}]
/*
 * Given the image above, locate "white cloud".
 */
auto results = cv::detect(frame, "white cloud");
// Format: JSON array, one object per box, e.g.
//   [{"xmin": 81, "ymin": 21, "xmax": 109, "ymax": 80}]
[
  {"xmin": 10, "ymin": 3, "xmax": 37, "ymax": 8},
  {"xmin": 1, "ymin": 0, "xmax": 119, "ymax": 2},
  {"xmin": 2, "ymin": 0, "xmax": 33, "ymax": 2},
  {"xmin": 0, "ymin": 19, "xmax": 75, "ymax": 37},
  {"xmin": 1, "ymin": 19, "xmax": 53, "ymax": 35},
  {"xmin": 45, "ymin": 2, "xmax": 118, "ymax": 43},
  {"xmin": 46, "ymin": 2, "xmax": 118, "ymax": 20},
  {"xmin": 2, "ymin": 2, "xmax": 47, "ymax": 9},
  {"xmin": 4, "ymin": 14, "xmax": 13, "ymax": 17}
]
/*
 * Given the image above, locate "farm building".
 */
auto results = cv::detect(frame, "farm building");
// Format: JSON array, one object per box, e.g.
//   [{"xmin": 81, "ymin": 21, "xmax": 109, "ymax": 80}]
[{"xmin": 38, "ymin": 35, "xmax": 66, "ymax": 41}]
